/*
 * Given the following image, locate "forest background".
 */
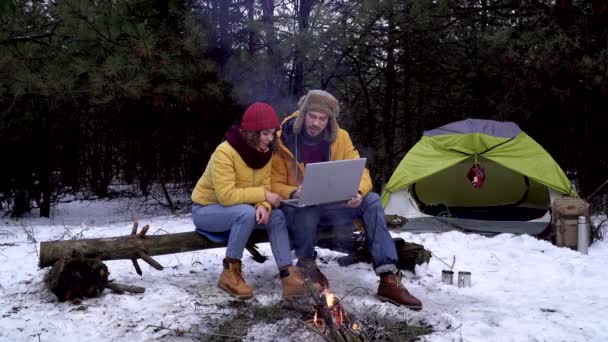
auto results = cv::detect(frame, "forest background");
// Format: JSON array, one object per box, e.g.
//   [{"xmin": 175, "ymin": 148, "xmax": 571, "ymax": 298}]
[{"xmin": 1, "ymin": 0, "xmax": 607, "ymax": 217}]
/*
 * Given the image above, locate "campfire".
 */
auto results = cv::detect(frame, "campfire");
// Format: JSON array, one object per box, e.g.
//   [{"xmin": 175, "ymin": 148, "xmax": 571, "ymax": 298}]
[
  {"xmin": 289, "ymin": 279, "xmax": 429, "ymax": 341},
  {"xmin": 309, "ymin": 287, "xmax": 363, "ymax": 341},
  {"xmin": 313, "ymin": 290, "xmax": 344, "ymax": 326}
]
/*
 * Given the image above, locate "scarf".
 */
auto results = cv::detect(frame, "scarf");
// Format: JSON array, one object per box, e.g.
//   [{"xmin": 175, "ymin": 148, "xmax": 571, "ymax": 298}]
[
  {"xmin": 296, "ymin": 128, "xmax": 329, "ymax": 164},
  {"xmin": 224, "ymin": 125, "xmax": 272, "ymax": 169}
]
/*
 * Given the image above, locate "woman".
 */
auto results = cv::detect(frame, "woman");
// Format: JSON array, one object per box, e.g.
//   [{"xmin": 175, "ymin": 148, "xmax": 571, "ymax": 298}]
[{"xmin": 191, "ymin": 102, "xmax": 308, "ymax": 300}]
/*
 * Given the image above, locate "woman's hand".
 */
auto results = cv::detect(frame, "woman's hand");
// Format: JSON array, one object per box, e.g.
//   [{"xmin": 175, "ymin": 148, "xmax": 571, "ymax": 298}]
[
  {"xmin": 291, "ymin": 185, "xmax": 302, "ymax": 199},
  {"xmin": 256, "ymin": 205, "xmax": 270, "ymax": 224},
  {"xmin": 265, "ymin": 191, "xmax": 283, "ymax": 208}
]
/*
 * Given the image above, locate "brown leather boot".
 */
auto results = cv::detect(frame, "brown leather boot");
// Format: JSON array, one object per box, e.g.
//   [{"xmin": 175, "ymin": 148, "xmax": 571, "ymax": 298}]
[
  {"xmin": 281, "ymin": 266, "xmax": 308, "ymax": 299},
  {"xmin": 377, "ymin": 272, "xmax": 422, "ymax": 310},
  {"xmin": 296, "ymin": 257, "xmax": 330, "ymax": 290},
  {"xmin": 218, "ymin": 258, "xmax": 253, "ymax": 299}
]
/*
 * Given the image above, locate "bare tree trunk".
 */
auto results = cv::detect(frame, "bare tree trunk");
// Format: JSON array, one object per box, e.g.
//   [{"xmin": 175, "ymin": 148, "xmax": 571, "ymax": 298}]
[
  {"xmin": 207, "ymin": 0, "xmax": 219, "ymax": 50},
  {"xmin": 218, "ymin": 0, "xmax": 232, "ymax": 75},
  {"xmin": 246, "ymin": 0, "xmax": 255, "ymax": 56},
  {"xmin": 352, "ymin": 56, "xmax": 375, "ymax": 144},
  {"xmin": 261, "ymin": 0, "xmax": 285, "ymax": 101},
  {"xmin": 292, "ymin": 0, "xmax": 316, "ymax": 97},
  {"xmin": 160, "ymin": 179, "xmax": 176, "ymax": 214},
  {"xmin": 38, "ymin": 117, "xmax": 52, "ymax": 218},
  {"xmin": 381, "ymin": 0, "xmax": 396, "ymax": 185},
  {"xmin": 555, "ymin": 0, "xmax": 574, "ymax": 30},
  {"xmin": 39, "ymin": 179, "xmax": 51, "ymax": 218}
]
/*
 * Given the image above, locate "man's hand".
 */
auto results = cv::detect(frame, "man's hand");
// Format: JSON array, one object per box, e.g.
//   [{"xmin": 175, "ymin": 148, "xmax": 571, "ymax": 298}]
[
  {"xmin": 256, "ymin": 205, "xmax": 270, "ymax": 225},
  {"xmin": 265, "ymin": 191, "xmax": 283, "ymax": 208},
  {"xmin": 346, "ymin": 193, "xmax": 363, "ymax": 208}
]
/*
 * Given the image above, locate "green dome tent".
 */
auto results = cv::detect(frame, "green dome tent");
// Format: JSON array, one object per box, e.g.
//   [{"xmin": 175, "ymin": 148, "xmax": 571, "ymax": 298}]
[{"xmin": 381, "ymin": 119, "xmax": 575, "ymax": 234}]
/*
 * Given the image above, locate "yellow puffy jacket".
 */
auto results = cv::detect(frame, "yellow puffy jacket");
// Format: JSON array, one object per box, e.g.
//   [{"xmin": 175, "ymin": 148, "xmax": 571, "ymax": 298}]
[
  {"xmin": 191, "ymin": 141, "xmax": 272, "ymax": 211},
  {"xmin": 271, "ymin": 111, "xmax": 373, "ymax": 199}
]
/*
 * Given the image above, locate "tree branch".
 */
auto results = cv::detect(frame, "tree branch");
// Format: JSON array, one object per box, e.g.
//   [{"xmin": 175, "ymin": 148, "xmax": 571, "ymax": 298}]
[{"xmin": 1, "ymin": 32, "xmax": 54, "ymax": 44}]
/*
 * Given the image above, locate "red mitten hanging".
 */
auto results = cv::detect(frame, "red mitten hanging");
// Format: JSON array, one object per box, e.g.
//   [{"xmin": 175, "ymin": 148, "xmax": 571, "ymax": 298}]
[{"xmin": 467, "ymin": 163, "xmax": 486, "ymax": 188}]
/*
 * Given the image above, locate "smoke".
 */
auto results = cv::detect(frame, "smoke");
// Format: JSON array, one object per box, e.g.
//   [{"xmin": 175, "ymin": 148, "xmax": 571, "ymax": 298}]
[{"xmin": 219, "ymin": 55, "xmax": 298, "ymax": 119}]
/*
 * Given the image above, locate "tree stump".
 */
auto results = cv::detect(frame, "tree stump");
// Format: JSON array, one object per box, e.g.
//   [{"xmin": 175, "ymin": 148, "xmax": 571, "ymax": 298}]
[{"xmin": 44, "ymin": 250, "xmax": 109, "ymax": 302}]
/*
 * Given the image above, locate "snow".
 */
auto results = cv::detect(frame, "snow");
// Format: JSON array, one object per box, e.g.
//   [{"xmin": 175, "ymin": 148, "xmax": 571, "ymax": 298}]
[{"xmin": 1, "ymin": 199, "xmax": 607, "ymax": 341}]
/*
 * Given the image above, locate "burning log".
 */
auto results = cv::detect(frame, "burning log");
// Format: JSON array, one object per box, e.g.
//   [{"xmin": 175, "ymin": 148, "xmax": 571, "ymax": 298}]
[
  {"xmin": 304, "ymin": 279, "xmax": 364, "ymax": 342},
  {"xmin": 305, "ymin": 278, "xmax": 346, "ymax": 342}
]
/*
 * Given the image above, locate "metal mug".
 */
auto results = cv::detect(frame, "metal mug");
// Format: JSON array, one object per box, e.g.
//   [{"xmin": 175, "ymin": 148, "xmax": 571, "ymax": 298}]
[
  {"xmin": 441, "ymin": 270, "xmax": 454, "ymax": 285},
  {"xmin": 457, "ymin": 271, "xmax": 471, "ymax": 288}
]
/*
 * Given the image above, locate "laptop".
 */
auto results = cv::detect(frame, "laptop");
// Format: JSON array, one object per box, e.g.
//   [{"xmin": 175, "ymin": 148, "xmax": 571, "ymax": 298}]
[{"xmin": 281, "ymin": 158, "xmax": 367, "ymax": 207}]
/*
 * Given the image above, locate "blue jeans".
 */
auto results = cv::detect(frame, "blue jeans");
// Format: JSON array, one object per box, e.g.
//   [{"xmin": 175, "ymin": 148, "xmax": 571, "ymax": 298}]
[
  {"xmin": 192, "ymin": 204, "xmax": 292, "ymax": 269},
  {"xmin": 282, "ymin": 192, "xmax": 398, "ymax": 275}
]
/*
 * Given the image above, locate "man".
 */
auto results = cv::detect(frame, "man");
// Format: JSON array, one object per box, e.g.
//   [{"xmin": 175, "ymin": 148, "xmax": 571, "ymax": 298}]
[{"xmin": 271, "ymin": 89, "xmax": 422, "ymax": 310}]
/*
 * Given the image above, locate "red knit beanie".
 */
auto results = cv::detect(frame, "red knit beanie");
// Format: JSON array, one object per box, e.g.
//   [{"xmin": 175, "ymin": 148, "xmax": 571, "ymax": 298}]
[{"xmin": 241, "ymin": 102, "xmax": 280, "ymax": 132}]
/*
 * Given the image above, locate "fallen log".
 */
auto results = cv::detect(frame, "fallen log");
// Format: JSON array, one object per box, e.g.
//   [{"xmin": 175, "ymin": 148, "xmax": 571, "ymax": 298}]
[
  {"xmin": 39, "ymin": 221, "xmax": 430, "ymax": 273},
  {"xmin": 39, "ymin": 230, "xmax": 264, "ymax": 268},
  {"xmin": 40, "ymin": 221, "xmax": 430, "ymax": 302}
]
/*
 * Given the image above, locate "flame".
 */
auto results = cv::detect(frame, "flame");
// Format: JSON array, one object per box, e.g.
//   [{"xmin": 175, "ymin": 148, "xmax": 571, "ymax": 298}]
[
  {"xmin": 325, "ymin": 291, "xmax": 336, "ymax": 308},
  {"xmin": 312, "ymin": 289, "xmax": 349, "ymax": 328}
]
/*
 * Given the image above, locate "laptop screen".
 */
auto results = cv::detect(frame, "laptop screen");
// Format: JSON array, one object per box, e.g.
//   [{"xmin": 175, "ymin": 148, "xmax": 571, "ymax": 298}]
[{"xmin": 297, "ymin": 158, "xmax": 367, "ymax": 206}]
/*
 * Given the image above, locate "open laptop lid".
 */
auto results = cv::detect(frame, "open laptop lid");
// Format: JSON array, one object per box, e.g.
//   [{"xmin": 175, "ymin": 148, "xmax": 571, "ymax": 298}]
[{"xmin": 298, "ymin": 158, "xmax": 367, "ymax": 206}]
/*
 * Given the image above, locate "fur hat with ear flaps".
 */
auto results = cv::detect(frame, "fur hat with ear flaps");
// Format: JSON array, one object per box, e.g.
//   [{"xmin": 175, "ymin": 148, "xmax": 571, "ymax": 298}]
[{"xmin": 293, "ymin": 90, "xmax": 339, "ymax": 143}]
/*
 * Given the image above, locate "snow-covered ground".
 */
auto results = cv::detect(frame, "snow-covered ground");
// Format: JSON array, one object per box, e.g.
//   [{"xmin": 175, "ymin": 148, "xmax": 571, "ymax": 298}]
[{"xmin": 1, "ymin": 199, "xmax": 607, "ymax": 341}]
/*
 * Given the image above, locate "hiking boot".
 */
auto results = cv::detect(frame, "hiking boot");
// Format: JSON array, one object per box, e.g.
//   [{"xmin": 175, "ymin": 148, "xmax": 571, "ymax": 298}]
[
  {"xmin": 218, "ymin": 258, "xmax": 253, "ymax": 299},
  {"xmin": 297, "ymin": 257, "xmax": 330, "ymax": 290},
  {"xmin": 281, "ymin": 265, "xmax": 309, "ymax": 299},
  {"xmin": 377, "ymin": 271, "xmax": 422, "ymax": 310}
]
